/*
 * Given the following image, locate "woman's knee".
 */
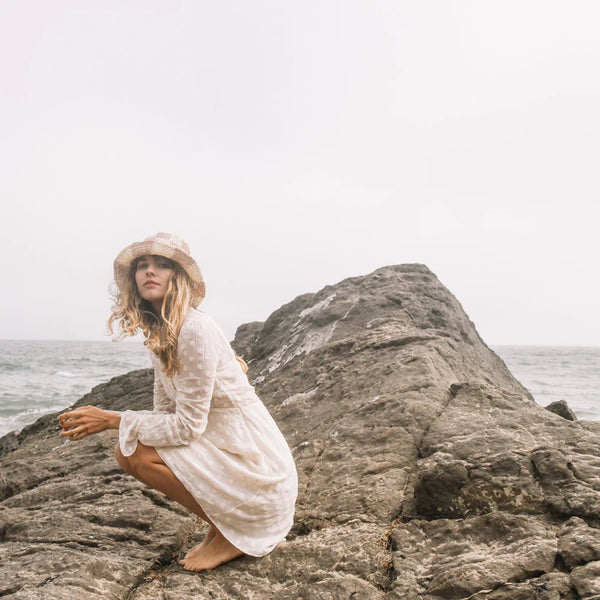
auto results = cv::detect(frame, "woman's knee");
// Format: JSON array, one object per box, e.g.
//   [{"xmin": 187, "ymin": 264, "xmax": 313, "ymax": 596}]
[
  {"xmin": 114, "ymin": 443, "xmax": 132, "ymax": 473},
  {"xmin": 125, "ymin": 442, "xmax": 156, "ymax": 475}
]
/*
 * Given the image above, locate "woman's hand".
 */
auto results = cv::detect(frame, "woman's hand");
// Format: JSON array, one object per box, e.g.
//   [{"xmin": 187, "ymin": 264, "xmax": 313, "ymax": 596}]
[{"xmin": 57, "ymin": 405, "xmax": 120, "ymax": 441}]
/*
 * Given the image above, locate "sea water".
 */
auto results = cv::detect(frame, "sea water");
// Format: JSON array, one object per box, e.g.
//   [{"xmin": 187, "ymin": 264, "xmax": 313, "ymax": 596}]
[
  {"xmin": 0, "ymin": 340, "xmax": 150, "ymax": 437},
  {"xmin": 494, "ymin": 345, "xmax": 600, "ymax": 421},
  {"xmin": 0, "ymin": 340, "xmax": 598, "ymax": 438}
]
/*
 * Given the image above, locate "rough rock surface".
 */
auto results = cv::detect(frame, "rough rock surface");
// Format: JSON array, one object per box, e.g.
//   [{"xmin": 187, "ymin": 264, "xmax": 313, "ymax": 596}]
[
  {"xmin": 1, "ymin": 263, "xmax": 599, "ymax": 599},
  {"xmin": 546, "ymin": 399, "xmax": 578, "ymax": 421}
]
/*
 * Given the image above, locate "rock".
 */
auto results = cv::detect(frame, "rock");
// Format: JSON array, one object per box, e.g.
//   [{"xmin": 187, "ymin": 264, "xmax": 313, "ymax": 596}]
[
  {"xmin": 570, "ymin": 560, "xmax": 600, "ymax": 598},
  {"xmin": 0, "ymin": 369, "xmax": 197, "ymax": 600},
  {"xmin": 558, "ymin": 517, "xmax": 600, "ymax": 568},
  {"xmin": 1, "ymin": 263, "xmax": 600, "ymax": 599},
  {"xmin": 388, "ymin": 512, "xmax": 557, "ymax": 599},
  {"xmin": 545, "ymin": 399, "xmax": 578, "ymax": 421},
  {"xmin": 451, "ymin": 572, "xmax": 575, "ymax": 600}
]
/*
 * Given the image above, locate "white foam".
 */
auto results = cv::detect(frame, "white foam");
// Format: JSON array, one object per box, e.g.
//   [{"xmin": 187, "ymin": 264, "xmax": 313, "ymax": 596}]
[{"xmin": 55, "ymin": 371, "xmax": 77, "ymax": 378}]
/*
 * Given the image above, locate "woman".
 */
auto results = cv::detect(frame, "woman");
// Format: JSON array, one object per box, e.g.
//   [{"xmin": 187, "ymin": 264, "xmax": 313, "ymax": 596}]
[{"xmin": 57, "ymin": 232, "xmax": 298, "ymax": 572}]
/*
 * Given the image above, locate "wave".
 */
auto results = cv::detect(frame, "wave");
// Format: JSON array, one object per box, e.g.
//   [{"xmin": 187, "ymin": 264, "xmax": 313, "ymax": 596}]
[
  {"xmin": 0, "ymin": 403, "xmax": 71, "ymax": 437},
  {"xmin": 0, "ymin": 362, "xmax": 27, "ymax": 373},
  {"xmin": 54, "ymin": 371, "xmax": 77, "ymax": 378},
  {"xmin": 0, "ymin": 340, "xmax": 150, "ymax": 438}
]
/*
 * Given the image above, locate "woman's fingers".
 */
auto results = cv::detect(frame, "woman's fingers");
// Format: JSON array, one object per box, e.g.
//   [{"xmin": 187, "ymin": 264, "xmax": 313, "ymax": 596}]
[
  {"xmin": 58, "ymin": 406, "xmax": 88, "ymax": 422},
  {"xmin": 60, "ymin": 418, "xmax": 80, "ymax": 431},
  {"xmin": 59, "ymin": 424, "xmax": 87, "ymax": 439},
  {"xmin": 59, "ymin": 425, "xmax": 79, "ymax": 436},
  {"xmin": 59, "ymin": 409, "xmax": 89, "ymax": 427},
  {"xmin": 58, "ymin": 406, "xmax": 108, "ymax": 438},
  {"xmin": 58, "ymin": 414, "xmax": 77, "ymax": 426}
]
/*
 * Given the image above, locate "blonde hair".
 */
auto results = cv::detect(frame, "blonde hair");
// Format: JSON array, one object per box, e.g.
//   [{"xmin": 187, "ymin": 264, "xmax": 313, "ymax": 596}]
[
  {"xmin": 108, "ymin": 256, "xmax": 250, "ymax": 377},
  {"xmin": 108, "ymin": 258, "xmax": 193, "ymax": 378}
]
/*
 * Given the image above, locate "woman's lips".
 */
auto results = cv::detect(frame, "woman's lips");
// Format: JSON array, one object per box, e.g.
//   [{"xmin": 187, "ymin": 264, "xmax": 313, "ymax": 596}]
[{"xmin": 144, "ymin": 281, "xmax": 159, "ymax": 287}]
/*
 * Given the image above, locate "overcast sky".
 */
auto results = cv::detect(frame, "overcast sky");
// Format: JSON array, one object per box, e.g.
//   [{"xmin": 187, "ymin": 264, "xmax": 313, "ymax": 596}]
[{"xmin": 2, "ymin": 1, "xmax": 599, "ymax": 346}]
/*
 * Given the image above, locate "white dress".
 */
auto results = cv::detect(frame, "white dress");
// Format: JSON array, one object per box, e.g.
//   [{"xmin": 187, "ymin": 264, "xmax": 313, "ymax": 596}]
[{"xmin": 117, "ymin": 308, "xmax": 298, "ymax": 557}]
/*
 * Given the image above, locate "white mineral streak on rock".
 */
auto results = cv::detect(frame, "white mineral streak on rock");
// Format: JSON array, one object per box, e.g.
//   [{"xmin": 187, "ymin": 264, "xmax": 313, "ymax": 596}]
[
  {"xmin": 264, "ymin": 294, "xmax": 343, "ymax": 373},
  {"xmin": 284, "ymin": 321, "xmax": 339, "ymax": 364},
  {"xmin": 281, "ymin": 386, "xmax": 320, "ymax": 407},
  {"xmin": 341, "ymin": 301, "xmax": 356, "ymax": 320},
  {"xmin": 265, "ymin": 336, "xmax": 298, "ymax": 373},
  {"xmin": 298, "ymin": 293, "xmax": 336, "ymax": 319}
]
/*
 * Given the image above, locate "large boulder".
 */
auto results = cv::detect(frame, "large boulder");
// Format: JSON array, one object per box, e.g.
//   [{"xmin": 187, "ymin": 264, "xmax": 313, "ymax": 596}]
[{"xmin": 1, "ymin": 263, "xmax": 599, "ymax": 599}]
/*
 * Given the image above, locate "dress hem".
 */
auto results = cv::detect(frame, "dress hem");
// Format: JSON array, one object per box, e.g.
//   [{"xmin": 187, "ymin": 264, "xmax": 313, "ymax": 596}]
[{"xmin": 155, "ymin": 444, "xmax": 292, "ymax": 558}]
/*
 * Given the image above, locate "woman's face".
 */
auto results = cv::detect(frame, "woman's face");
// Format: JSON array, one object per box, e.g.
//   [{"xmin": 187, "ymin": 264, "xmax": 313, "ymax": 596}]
[{"xmin": 134, "ymin": 254, "xmax": 175, "ymax": 312}]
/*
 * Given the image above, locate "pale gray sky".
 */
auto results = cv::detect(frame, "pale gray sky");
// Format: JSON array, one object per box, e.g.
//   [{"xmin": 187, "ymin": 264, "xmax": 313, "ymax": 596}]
[{"xmin": 2, "ymin": 1, "xmax": 599, "ymax": 345}]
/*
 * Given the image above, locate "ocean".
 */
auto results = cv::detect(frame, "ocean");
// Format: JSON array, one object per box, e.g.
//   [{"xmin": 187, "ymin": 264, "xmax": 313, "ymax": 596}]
[
  {"xmin": 494, "ymin": 345, "xmax": 600, "ymax": 420},
  {"xmin": 0, "ymin": 341, "xmax": 598, "ymax": 438},
  {"xmin": 0, "ymin": 340, "xmax": 150, "ymax": 437}
]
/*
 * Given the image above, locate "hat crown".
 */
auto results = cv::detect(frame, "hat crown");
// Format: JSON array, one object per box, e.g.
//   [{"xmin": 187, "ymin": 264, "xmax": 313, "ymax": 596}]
[{"xmin": 144, "ymin": 232, "xmax": 191, "ymax": 255}]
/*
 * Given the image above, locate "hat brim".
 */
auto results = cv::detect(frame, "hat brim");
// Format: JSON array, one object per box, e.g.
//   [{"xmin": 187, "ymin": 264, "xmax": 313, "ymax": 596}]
[{"xmin": 113, "ymin": 240, "xmax": 205, "ymax": 305}]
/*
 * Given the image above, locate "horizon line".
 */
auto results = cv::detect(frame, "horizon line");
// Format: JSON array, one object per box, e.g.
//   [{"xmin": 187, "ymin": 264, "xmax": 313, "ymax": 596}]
[{"xmin": 1, "ymin": 338, "xmax": 599, "ymax": 349}]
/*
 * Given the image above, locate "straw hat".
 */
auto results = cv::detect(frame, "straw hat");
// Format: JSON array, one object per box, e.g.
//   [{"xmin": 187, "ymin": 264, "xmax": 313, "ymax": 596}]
[{"xmin": 113, "ymin": 232, "xmax": 205, "ymax": 305}]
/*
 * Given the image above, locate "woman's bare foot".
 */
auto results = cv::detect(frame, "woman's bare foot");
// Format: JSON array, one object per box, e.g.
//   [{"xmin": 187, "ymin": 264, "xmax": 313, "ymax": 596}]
[
  {"xmin": 180, "ymin": 531, "xmax": 244, "ymax": 571},
  {"xmin": 178, "ymin": 525, "xmax": 217, "ymax": 566}
]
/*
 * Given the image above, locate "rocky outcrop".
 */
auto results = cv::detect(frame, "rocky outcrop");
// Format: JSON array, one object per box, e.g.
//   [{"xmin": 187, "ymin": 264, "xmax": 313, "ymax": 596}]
[
  {"xmin": 546, "ymin": 399, "xmax": 578, "ymax": 421},
  {"xmin": 1, "ymin": 263, "xmax": 599, "ymax": 599}
]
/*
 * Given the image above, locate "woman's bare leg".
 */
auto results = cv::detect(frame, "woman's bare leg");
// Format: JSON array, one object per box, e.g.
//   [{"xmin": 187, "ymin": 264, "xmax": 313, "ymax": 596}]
[
  {"xmin": 113, "ymin": 443, "xmax": 217, "ymax": 554},
  {"xmin": 114, "ymin": 442, "xmax": 243, "ymax": 570},
  {"xmin": 114, "ymin": 442, "xmax": 212, "ymax": 520}
]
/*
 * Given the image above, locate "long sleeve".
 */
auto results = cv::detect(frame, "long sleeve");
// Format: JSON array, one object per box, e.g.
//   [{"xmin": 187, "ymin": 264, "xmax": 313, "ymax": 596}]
[
  {"xmin": 118, "ymin": 317, "xmax": 219, "ymax": 457},
  {"xmin": 152, "ymin": 366, "xmax": 172, "ymax": 412}
]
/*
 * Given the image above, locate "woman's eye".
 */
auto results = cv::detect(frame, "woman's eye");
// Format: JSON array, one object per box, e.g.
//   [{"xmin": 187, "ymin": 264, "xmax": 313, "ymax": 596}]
[
  {"xmin": 159, "ymin": 262, "xmax": 172, "ymax": 269},
  {"xmin": 137, "ymin": 263, "xmax": 148, "ymax": 270}
]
